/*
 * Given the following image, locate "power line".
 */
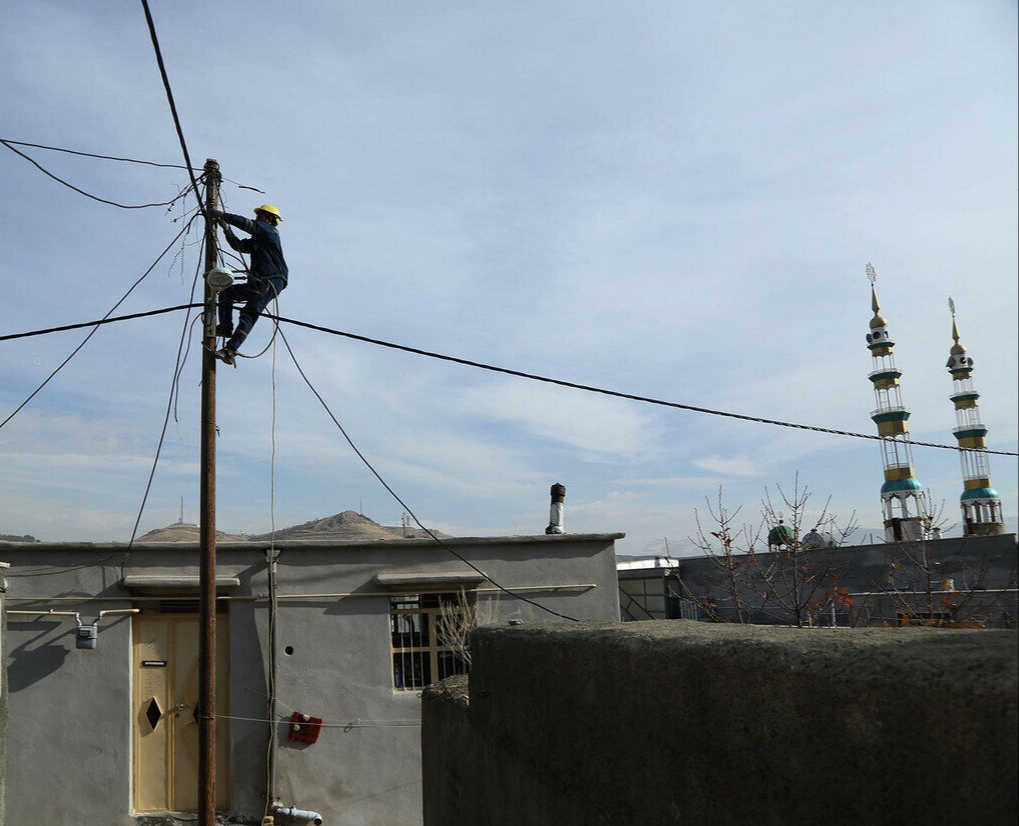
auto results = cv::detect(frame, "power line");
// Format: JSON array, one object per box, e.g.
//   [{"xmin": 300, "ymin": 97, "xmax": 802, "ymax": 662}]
[
  {"xmin": 0, "ymin": 219, "xmax": 200, "ymax": 431},
  {"xmin": 267, "ymin": 313, "xmax": 1019, "ymax": 459},
  {"xmin": 0, "ymin": 138, "xmax": 196, "ymax": 170},
  {"xmin": 275, "ymin": 324, "xmax": 582, "ymax": 622},
  {"xmin": 0, "ymin": 138, "xmax": 192, "ymax": 210},
  {"xmin": 1, "ymin": 137, "xmax": 264, "ymax": 193},
  {"xmin": 126, "ymin": 240, "xmax": 207, "ymax": 548},
  {"xmin": 3, "ymin": 305, "xmax": 1017, "ymax": 457},
  {"xmin": 139, "ymin": 0, "xmax": 206, "ymax": 217},
  {"xmin": 0, "ymin": 304, "xmax": 202, "ymax": 342}
]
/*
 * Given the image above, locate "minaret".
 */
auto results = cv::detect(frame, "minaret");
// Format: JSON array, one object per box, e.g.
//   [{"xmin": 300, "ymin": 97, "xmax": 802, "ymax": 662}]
[
  {"xmin": 946, "ymin": 298, "xmax": 1005, "ymax": 536},
  {"xmin": 865, "ymin": 264, "xmax": 929, "ymax": 542}
]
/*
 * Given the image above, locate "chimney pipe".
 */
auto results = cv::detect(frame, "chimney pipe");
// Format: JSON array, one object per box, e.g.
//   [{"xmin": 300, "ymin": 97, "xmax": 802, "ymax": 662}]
[{"xmin": 545, "ymin": 483, "xmax": 566, "ymax": 534}]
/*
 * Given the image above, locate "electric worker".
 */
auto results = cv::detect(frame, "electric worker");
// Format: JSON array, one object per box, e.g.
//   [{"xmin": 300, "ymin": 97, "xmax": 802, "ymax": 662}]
[{"xmin": 211, "ymin": 203, "xmax": 288, "ymax": 366}]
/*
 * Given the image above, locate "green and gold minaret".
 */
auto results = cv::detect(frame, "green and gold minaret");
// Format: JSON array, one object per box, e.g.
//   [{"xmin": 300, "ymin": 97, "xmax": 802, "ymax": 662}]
[
  {"xmin": 865, "ymin": 265, "xmax": 930, "ymax": 542},
  {"xmin": 946, "ymin": 298, "xmax": 1005, "ymax": 536}
]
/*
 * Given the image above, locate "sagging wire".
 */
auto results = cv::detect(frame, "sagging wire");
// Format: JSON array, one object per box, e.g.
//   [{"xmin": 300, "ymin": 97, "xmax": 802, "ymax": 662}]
[
  {"xmin": 0, "ymin": 138, "xmax": 195, "ymax": 210},
  {"xmin": 126, "ymin": 178, "xmax": 221, "ymax": 545},
  {"xmin": 236, "ymin": 692, "xmax": 421, "ymax": 739},
  {"xmin": 166, "ymin": 202, "xmax": 206, "ymax": 286},
  {"xmin": 275, "ymin": 325, "xmax": 582, "ymax": 622},
  {"xmin": 0, "ymin": 217, "xmax": 202, "ymax": 431},
  {"xmin": 126, "ymin": 211, "xmax": 208, "ymax": 549},
  {"xmin": 4, "ymin": 303, "xmax": 1017, "ymax": 459},
  {"xmin": 267, "ymin": 315, "xmax": 1019, "ymax": 459},
  {"xmin": 235, "ymin": 287, "xmax": 282, "ymax": 362},
  {"xmin": 0, "ymin": 138, "xmax": 197, "ymax": 170}
]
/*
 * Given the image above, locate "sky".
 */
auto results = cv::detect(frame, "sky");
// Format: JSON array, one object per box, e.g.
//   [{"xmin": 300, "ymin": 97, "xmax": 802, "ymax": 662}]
[{"xmin": 0, "ymin": 1, "xmax": 1016, "ymax": 557}]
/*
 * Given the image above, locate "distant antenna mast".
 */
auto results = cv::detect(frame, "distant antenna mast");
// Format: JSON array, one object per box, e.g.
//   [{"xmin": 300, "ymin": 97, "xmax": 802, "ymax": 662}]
[
  {"xmin": 401, "ymin": 512, "xmax": 411, "ymax": 538},
  {"xmin": 178, "ymin": 496, "xmax": 185, "ymax": 525}
]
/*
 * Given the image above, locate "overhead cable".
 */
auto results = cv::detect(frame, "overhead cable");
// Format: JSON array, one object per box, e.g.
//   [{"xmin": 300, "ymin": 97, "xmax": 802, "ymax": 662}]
[
  {"xmin": 0, "ymin": 138, "xmax": 195, "ymax": 170},
  {"xmin": 268, "ymin": 314, "xmax": 1019, "ymax": 458},
  {"xmin": 3, "ymin": 305, "xmax": 1017, "ymax": 457},
  {"xmin": 0, "ymin": 138, "xmax": 192, "ymax": 209},
  {"xmin": 1, "ymin": 137, "xmax": 265, "ymax": 192},
  {"xmin": 275, "ymin": 324, "xmax": 582, "ymax": 622},
  {"xmin": 139, "ymin": 0, "xmax": 206, "ymax": 217},
  {"xmin": 0, "ymin": 305, "xmax": 202, "ymax": 342},
  {"xmin": 0, "ymin": 218, "xmax": 200, "ymax": 431}
]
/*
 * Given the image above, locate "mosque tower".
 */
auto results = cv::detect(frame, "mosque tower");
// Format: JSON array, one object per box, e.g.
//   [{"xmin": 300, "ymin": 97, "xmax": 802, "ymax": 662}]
[
  {"xmin": 946, "ymin": 298, "xmax": 1005, "ymax": 536},
  {"xmin": 865, "ymin": 264, "xmax": 930, "ymax": 542}
]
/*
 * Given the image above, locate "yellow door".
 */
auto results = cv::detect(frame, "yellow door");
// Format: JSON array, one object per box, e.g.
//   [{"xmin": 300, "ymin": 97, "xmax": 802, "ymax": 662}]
[{"xmin": 134, "ymin": 614, "xmax": 230, "ymax": 812}]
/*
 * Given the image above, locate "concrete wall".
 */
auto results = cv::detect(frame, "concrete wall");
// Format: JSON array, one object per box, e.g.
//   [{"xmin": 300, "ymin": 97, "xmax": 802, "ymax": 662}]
[
  {"xmin": 1, "ymin": 533, "xmax": 621, "ymax": 826},
  {"xmin": 675, "ymin": 533, "xmax": 1018, "ymax": 626},
  {"xmin": 422, "ymin": 621, "xmax": 1019, "ymax": 826}
]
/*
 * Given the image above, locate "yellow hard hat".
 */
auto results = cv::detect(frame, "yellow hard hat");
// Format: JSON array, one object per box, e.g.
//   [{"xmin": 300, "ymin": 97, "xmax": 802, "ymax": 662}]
[{"xmin": 254, "ymin": 203, "xmax": 282, "ymax": 222}]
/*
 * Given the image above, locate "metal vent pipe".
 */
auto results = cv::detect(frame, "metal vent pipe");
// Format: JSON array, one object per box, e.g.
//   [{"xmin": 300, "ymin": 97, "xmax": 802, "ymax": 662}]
[{"xmin": 545, "ymin": 483, "xmax": 566, "ymax": 534}]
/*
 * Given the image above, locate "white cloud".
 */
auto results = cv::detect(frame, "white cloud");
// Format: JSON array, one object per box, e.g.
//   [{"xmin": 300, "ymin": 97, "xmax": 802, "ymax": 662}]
[
  {"xmin": 691, "ymin": 455, "xmax": 763, "ymax": 477},
  {"xmin": 0, "ymin": 1, "xmax": 1015, "ymax": 549}
]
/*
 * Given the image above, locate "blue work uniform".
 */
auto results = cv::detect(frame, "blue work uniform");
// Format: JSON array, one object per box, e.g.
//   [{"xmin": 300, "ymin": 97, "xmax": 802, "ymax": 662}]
[{"xmin": 216, "ymin": 212, "xmax": 289, "ymax": 352}]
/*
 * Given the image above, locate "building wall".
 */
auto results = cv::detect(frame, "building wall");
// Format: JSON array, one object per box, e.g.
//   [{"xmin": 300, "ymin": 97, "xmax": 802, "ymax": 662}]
[
  {"xmin": 0, "ymin": 564, "xmax": 8, "ymax": 826},
  {"xmin": 1, "ymin": 533, "xmax": 621, "ymax": 826},
  {"xmin": 673, "ymin": 533, "xmax": 1017, "ymax": 627},
  {"xmin": 422, "ymin": 621, "xmax": 1019, "ymax": 826}
]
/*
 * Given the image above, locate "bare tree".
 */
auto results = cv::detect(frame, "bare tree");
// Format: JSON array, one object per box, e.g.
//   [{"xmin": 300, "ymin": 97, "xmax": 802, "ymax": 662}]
[
  {"xmin": 755, "ymin": 475, "xmax": 859, "ymax": 627},
  {"xmin": 675, "ymin": 487, "xmax": 764, "ymax": 623},
  {"xmin": 675, "ymin": 475, "xmax": 858, "ymax": 627},
  {"xmin": 437, "ymin": 588, "xmax": 482, "ymax": 669},
  {"xmin": 871, "ymin": 524, "xmax": 1016, "ymax": 628}
]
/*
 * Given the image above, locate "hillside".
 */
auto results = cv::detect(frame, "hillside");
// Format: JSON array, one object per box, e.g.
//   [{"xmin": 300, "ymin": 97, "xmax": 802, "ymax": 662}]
[
  {"xmin": 135, "ymin": 523, "xmax": 251, "ymax": 543},
  {"xmin": 3, "ymin": 511, "xmax": 452, "ymax": 544},
  {"xmin": 246, "ymin": 510, "xmax": 452, "ymax": 542}
]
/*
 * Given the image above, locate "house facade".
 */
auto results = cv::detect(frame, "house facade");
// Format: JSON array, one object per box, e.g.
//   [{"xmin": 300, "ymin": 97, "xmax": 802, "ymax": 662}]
[{"xmin": 1, "ymin": 532, "xmax": 622, "ymax": 825}]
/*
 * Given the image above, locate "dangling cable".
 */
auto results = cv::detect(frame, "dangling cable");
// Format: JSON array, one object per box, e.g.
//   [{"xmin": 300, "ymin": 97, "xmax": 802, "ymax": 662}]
[
  {"xmin": 1, "ymin": 217, "xmax": 200, "ymax": 431},
  {"xmin": 276, "ymin": 326, "xmax": 580, "ymax": 622},
  {"xmin": 126, "ymin": 228, "xmax": 207, "ymax": 547},
  {"xmin": 237, "ymin": 284, "xmax": 281, "ymax": 361}
]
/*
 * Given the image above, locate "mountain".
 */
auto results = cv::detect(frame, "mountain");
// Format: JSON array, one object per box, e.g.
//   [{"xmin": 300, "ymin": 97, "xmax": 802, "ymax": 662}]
[
  {"xmin": 248, "ymin": 510, "xmax": 451, "ymax": 542},
  {"xmin": 135, "ymin": 523, "xmax": 250, "ymax": 543},
  {"xmin": 5, "ymin": 510, "xmax": 453, "ymax": 544}
]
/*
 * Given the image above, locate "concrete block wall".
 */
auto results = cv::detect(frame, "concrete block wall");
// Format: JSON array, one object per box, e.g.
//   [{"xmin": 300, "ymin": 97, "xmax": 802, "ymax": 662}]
[{"xmin": 422, "ymin": 621, "xmax": 1019, "ymax": 826}]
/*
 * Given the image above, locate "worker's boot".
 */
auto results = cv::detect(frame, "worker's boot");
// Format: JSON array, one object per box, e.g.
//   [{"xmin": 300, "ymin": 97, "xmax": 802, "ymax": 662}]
[{"xmin": 215, "ymin": 348, "xmax": 236, "ymax": 366}]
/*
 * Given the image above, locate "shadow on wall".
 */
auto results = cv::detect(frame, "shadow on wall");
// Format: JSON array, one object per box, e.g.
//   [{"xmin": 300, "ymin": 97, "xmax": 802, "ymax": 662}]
[{"xmin": 5, "ymin": 621, "xmax": 70, "ymax": 692}]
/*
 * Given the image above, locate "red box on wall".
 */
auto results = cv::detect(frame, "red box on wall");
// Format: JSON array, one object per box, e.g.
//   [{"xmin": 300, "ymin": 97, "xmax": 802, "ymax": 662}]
[{"xmin": 289, "ymin": 711, "xmax": 323, "ymax": 744}]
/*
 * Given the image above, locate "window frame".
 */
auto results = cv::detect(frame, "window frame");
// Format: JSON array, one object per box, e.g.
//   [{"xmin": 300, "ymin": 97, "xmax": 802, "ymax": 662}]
[{"xmin": 389, "ymin": 590, "xmax": 476, "ymax": 692}]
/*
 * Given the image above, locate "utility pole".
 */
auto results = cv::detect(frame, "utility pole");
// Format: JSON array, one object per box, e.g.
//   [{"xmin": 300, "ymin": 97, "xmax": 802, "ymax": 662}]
[{"xmin": 198, "ymin": 157, "xmax": 221, "ymax": 826}]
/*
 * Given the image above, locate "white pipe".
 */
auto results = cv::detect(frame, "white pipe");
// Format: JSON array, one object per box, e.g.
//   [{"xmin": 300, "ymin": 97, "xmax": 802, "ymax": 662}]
[
  {"xmin": 7, "ymin": 609, "xmax": 81, "ymax": 622},
  {"xmin": 270, "ymin": 803, "xmax": 323, "ymax": 824},
  {"xmin": 97, "ymin": 608, "xmax": 140, "ymax": 619}
]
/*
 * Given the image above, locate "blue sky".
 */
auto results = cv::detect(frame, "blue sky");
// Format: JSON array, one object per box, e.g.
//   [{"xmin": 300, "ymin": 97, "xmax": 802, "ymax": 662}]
[{"xmin": 1, "ymin": 1, "xmax": 1016, "ymax": 555}]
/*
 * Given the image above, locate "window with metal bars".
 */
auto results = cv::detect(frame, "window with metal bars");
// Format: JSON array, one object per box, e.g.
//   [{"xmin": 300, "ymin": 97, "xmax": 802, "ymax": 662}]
[{"xmin": 390, "ymin": 592, "xmax": 474, "ymax": 691}]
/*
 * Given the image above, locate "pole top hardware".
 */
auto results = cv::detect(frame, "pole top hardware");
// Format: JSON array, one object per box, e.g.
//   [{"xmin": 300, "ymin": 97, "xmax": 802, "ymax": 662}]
[{"xmin": 206, "ymin": 267, "xmax": 234, "ymax": 292}]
